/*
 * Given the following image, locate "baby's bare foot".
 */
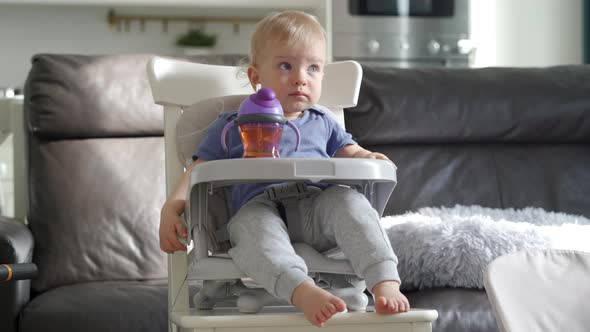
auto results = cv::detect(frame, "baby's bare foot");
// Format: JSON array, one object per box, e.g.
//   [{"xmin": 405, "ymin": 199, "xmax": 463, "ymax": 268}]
[
  {"xmin": 372, "ymin": 280, "xmax": 410, "ymax": 314},
  {"xmin": 291, "ymin": 280, "xmax": 347, "ymax": 327}
]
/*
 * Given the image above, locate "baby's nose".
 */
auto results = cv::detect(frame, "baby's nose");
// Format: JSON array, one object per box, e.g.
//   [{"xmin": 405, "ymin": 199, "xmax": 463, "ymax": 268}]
[
  {"xmin": 292, "ymin": 69, "xmax": 308, "ymax": 85},
  {"xmin": 294, "ymin": 79, "xmax": 306, "ymax": 86},
  {"xmin": 293, "ymin": 75, "xmax": 307, "ymax": 86}
]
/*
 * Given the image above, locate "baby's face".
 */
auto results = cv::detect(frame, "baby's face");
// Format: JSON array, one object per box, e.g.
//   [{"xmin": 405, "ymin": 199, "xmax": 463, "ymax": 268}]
[{"xmin": 252, "ymin": 38, "xmax": 325, "ymax": 119}]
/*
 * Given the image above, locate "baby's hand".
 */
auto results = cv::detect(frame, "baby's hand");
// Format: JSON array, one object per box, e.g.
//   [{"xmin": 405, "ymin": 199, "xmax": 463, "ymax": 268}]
[
  {"xmin": 365, "ymin": 152, "xmax": 390, "ymax": 160},
  {"xmin": 159, "ymin": 206, "xmax": 188, "ymax": 253}
]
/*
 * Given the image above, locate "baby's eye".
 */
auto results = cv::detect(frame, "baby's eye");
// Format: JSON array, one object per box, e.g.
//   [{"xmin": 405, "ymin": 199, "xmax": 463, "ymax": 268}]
[
  {"xmin": 308, "ymin": 65, "xmax": 320, "ymax": 73},
  {"xmin": 279, "ymin": 62, "xmax": 292, "ymax": 70}
]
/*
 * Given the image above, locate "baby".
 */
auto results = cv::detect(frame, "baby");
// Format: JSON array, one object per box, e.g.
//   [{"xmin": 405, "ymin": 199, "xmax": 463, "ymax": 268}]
[{"xmin": 159, "ymin": 10, "xmax": 409, "ymax": 327}]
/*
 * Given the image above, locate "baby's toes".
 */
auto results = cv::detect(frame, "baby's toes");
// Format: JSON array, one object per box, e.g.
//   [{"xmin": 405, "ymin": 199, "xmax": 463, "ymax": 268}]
[
  {"xmin": 320, "ymin": 307, "xmax": 333, "ymax": 320},
  {"xmin": 325, "ymin": 303, "xmax": 338, "ymax": 315},
  {"xmin": 374, "ymin": 297, "xmax": 387, "ymax": 314},
  {"xmin": 389, "ymin": 299, "xmax": 399, "ymax": 313},
  {"xmin": 331, "ymin": 298, "xmax": 347, "ymax": 312},
  {"xmin": 404, "ymin": 298, "xmax": 411, "ymax": 311},
  {"xmin": 313, "ymin": 315, "xmax": 325, "ymax": 328},
  {"xmin": 397, "ymin": 300, "xmax": 408, "ymax": 312},
  {"xmin": 317, "ymin": 310, "xmax": 328, "ymax": 322}
]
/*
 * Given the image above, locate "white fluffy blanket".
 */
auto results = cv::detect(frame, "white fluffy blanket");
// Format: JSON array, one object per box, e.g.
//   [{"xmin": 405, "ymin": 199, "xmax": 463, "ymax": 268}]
[{"xmin": 382, "ymin": 205, "xmax": 590, "ymax": 291}]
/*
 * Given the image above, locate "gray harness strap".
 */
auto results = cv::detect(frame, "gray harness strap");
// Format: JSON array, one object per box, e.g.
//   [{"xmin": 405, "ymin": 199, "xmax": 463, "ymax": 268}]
[
  {"xmin": 215, "ymin": 224, "xmax": 230, "ymax": 243},
  {"xmin": 216, "ymin": 183, "xmax": 319, "ymax": 246},
  {"xmin": 265, "ymin": 183, "xmax": 318, "ymax": 243}
]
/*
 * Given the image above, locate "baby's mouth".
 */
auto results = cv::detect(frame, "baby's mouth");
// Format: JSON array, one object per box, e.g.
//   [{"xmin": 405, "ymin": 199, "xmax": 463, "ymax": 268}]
[{"xmin": 288, "ymin": 92, "xmax": 309, "ymax": 99}]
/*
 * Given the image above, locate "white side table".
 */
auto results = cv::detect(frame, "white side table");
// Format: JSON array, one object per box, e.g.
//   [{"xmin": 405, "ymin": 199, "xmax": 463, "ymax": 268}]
[{"xmin": 0, "ymin": 97, "xmax": 25, "ymax": 222}]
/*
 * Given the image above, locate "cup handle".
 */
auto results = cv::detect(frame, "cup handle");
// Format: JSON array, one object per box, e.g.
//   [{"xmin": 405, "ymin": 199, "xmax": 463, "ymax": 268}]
[
  {"xmin": 286, "ymin": 122, "xmax": 300, "ymax": 151},
  {"xmin": 220, "ymin": 121, "xmax": 236, "ymax": 153}
]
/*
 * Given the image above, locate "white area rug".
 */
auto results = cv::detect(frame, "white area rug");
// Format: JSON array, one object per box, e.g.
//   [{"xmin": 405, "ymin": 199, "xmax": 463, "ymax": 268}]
[{"xmin": 382, "ymin": 205, "xmax": 590, "ymax": 291}]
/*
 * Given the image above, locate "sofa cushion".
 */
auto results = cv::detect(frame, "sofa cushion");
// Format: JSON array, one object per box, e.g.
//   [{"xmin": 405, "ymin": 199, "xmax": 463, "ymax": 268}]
[
  {"xmin": 24, "ymin": 54, "xmax": 164, "ymax": 139},
  {"xmin": 371, "ymin": 144, "xmax": 590, "ymax": 217},
  {"xmin": 24, "ymin": 53, "xmax": 247, "ymax": 140},
  {"xmin": 19, "ymin": 280, "xmax": 167, "ymax": 332},
  {"xmin": 346, "ymin": 65, "xmax": 590, "ymax": 145},
  {"xmin": 27, "ymin": 137, "xmax": 167, "ymax": 292}
]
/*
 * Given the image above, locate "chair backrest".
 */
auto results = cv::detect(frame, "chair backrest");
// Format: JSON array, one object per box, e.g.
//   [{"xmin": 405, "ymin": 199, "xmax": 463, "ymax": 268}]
[
  {"xmin": 484, "ymin": 249, "xmax": 590, "ymax": 332},
  {"xmin": 147, "ymin": 56, "xmax": 363, "ymax": 168}
]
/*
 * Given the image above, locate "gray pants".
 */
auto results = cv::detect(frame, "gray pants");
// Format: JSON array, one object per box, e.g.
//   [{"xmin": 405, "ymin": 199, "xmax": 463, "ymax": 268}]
[{"xmin": 227, "ymin": 184, "xmax": 400, "ymax": 302}]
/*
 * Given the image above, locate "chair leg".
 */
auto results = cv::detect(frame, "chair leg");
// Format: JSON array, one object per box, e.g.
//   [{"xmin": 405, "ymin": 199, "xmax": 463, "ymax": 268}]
[
  {"xmin": 317, "ymin": 274, "xmax": 368, "ymax": 311},
  {"xmin": 329, "ymin": 286, "xmax": 368, "ymax": 311},
  {"xmin": 193, "ymin": 280, "xmax": 236, "ymax": 310},
  {"xmin": 236, "ymin": 290, "xmax": 278, "ymax": 313},
  {"xmin": 231, "ymin": 279, "xmax": 284, "ymax": 313}
]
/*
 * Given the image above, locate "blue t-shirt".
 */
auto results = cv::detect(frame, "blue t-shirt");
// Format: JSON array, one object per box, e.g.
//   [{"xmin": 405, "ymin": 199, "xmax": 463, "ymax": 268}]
[{"xmin": 193, "ymin": 105, "xmax": 357, "ymax": 211}]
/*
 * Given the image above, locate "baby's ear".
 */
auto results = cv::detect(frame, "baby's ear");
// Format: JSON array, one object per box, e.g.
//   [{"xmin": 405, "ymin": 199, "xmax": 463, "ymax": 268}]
[{"xmin": 247, "ymin": 65, "xmax": 259, "ymax": 90}]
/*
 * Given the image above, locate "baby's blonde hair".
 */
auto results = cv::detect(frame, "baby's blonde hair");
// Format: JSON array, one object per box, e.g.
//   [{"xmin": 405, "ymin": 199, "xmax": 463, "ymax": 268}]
[{"xmin": 249, "ymin": 11, "xmax": 326, "ymax": 66}]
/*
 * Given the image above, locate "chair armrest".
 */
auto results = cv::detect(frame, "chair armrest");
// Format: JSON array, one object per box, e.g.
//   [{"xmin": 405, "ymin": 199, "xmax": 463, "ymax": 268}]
[
  {"xmin": 1, "ymin": 263, "xmax": 38, "ymax": 282},
  {"xmin": 0, "ymin": 217, "xmax": 33, "ymax": 265},
  {"xmin": 0, "ymin": 217, "xmax": 34, "ymax": 332}
]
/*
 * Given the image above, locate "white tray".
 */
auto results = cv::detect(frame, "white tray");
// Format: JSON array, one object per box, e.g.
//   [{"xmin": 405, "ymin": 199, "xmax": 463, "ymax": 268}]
[
  {"xmin": 190, "ymin": 158, "xmax": 397, "ymax": 185},
  {"xmin": 188, "ymin": 158, "xmax": 397, "ymax": 218}
]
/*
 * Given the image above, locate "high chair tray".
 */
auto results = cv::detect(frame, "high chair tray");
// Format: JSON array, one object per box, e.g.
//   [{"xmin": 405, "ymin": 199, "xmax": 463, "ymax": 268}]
[
  {"xmin": 171, "ymin": 308, "xmax": 438, "ymax": 332},
  {"xmin": 188, "ymin": 158, "xmax": 398, "ymax": 228},
  {"xmin": 190, "ymin": 158, "xmax": 397, "ymax": 186}
]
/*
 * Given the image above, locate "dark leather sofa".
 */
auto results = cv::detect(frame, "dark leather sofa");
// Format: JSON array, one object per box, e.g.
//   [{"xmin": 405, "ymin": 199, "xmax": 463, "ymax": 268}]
[
  {"xmin": 1, "ymin": 54, "xmax": 589, "ymax": 332},
  {"xmin": 347, "ymin": 64, "xmax": 590, "ymax": 332}
]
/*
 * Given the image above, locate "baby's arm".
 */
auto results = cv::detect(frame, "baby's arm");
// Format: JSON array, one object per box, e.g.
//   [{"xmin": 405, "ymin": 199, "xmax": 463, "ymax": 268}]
[
  {"xmin": 334, "ymin": 144, "xmax": 390, "ymax": 160},
  {"xmin": 159, "ymin": 158, "xmax": 208, "ymax": 253}
]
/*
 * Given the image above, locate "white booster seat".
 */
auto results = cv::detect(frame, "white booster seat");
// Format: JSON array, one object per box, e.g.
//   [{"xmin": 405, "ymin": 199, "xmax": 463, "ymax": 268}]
[{"xmin": 147, "ymin": 56, "xmax": 401, "ymax": 325}]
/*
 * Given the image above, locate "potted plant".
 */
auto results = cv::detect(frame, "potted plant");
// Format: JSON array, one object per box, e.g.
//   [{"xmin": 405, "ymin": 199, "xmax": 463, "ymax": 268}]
[{"xmin": 176, "ymin": 29, "xmax": 217, "ymax": 55}]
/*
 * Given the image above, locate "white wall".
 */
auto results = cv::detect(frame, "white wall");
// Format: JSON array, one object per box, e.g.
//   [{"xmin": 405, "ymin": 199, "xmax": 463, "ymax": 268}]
[
  {"xmin": 0, "ymin": 4, "xmax": 261, "ymax": 218},
  {"xmin": 1, "ymin": 1, "xmax": 585, "ymax": 88},
  {"xmin": 471, "ymin": 0, "xmax": 584, "ymax": 67},
  {"xmin": 0, "ymin": 5, "xmax": 264, "ymax": 88},
  {"xmin": 0, "ymin": 135, "xmax": 13, "ymax": 217}
]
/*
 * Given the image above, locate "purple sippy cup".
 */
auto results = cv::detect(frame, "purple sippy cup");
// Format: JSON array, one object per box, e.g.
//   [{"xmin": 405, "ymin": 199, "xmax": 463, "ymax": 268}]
[{"xmin": 221, "ymin": 88, "xmax": 300, "ymax": 158}]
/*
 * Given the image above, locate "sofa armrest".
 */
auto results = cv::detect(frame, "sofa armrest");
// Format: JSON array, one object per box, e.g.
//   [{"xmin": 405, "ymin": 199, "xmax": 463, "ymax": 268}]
[{"xmin": 0, "ymin": 217, "xmax": 34, "ymax": 332}]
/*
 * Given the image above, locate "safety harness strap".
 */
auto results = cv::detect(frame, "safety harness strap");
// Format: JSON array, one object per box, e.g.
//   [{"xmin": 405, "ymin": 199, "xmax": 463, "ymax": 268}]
[{"xmin": 265, "ymin": 182, "xmax": 318, "ymax": 243}]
